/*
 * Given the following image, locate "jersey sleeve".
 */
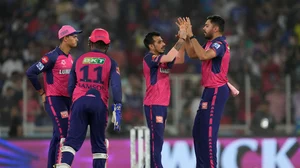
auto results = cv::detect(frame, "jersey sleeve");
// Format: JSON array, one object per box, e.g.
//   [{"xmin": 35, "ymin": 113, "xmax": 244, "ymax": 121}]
[
  {"xmin": 68, "ymin": 58, "xmax": 77, "ymax": 97},
  {"xmin": 110, "ymin": 60, "xmax": 122, "ymax": 104},
  {"xmin": 144, "ymin": 53, "xmax": 164, "ymax": 68},
  {"xmin": 26, "ymin": 55, "xmax": 55, "ymax": 91},
  {"xmin": 210, "ymin": 41, "xmax": 226, "ymax": 57},
  {"xmin": 167, "ymin": 58, "xmax": 176, "ymax": 68}
]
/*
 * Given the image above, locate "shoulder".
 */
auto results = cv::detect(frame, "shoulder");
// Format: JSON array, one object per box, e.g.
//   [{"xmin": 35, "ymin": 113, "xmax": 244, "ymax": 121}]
[
  {"xmin": 144, "ymin": 52, "xmax": 153, "ymax": 60},
  {"xmin": 44, "ymin": 48, "xmax": 60, "ymax": 62}
]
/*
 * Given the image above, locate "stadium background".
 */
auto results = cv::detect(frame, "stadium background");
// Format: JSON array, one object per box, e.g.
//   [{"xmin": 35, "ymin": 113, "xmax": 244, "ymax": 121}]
[{"xmin": 0, "ymin": 0, "xmax": 300, "ymax": 167}]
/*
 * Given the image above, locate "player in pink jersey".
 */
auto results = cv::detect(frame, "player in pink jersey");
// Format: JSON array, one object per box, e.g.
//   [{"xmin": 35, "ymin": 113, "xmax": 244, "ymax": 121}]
[
  {"xmin": 55, "ymin": 28, "xmax": 122, "ymax": 168},
  {"xmin": 143, "ymin": 24, "xmax": 187, "ymax": 168},
  {"xmin": 26, "ymin": 25, "xmax": 82, "ymax": 168},
  {"xmin": 177, "ymin": 16, "xmax": 239, "ymax": 168}
]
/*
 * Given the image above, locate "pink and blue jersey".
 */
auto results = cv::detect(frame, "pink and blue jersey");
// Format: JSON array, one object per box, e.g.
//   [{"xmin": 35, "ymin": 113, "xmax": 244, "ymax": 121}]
[
  {"xmin": 201, "ymin": 36, "xmax": 230, "ymax": 88},
  {"xmin": 26, "ymin": 47, "xmax": 73, "ymax": 97},
  {"xmin": 143, "ymin": 52, "xmax": 175, "ymax": 106},
  {"xmin": 68, "ymin": 50, "xmax": 122, "ymax": 107}
]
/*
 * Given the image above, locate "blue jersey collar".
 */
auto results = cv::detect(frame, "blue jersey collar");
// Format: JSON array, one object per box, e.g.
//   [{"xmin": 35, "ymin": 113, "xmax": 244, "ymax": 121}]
[
  {"xmin": 55, "ymin": 47, "xmax": 69, "ymax": 56},
  {"xmin": 91, "ymin": 49, "xmax": 106, "ymax": 54},
  {"xmin": 211, "ymin": 36, "xmax": 226, "ymax": 42}
]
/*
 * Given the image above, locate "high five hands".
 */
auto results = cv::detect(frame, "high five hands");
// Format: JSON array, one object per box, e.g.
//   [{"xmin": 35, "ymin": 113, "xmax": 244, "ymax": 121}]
[{"xmin": 175, "ymin": 17, "xmax": 194, "ymax": 39}]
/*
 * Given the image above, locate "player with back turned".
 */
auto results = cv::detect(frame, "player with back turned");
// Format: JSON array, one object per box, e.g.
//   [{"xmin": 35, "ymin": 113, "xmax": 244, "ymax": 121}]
[
  {"xmin": 177, "ymin": 16, "xmax": 239, "ymax": 168},
  {"xmin": 142, "ymin": 23, "xmax": 186, "ymax": 168},
  {"xmin": 55, "ymin": 28, "xmax": 122, "ymax": 168},
  {"xmin": 26, "ymin": 25, "xmax": 82, "ymax": 168}
]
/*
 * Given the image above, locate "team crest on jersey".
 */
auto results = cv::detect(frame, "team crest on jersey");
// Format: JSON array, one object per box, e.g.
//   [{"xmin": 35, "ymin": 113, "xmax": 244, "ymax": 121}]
[
  {"xmin": 41, "ymin": 56, "xmax": 49, "ymax": 64},
  {"xmin": 152, "ymin": 55, "xmax": 159, "ymax": 62},
  {"xmin": 83, "ymin": 57, "xmax": 105, "ymax": 64},
  {"xmin": 212, "ymin": 42, "xmax": 221, "ymax": 49},
  {"xmin": 36, "ymin": 62, "xmax": 44, "ymax": 70},
  {"xmin": 61, "ymin": 60, "xmax": 66, "ymax": 65}
]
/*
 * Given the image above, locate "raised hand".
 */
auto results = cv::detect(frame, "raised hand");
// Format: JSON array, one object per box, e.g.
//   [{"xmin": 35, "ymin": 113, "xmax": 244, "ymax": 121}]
[
  {"xmin": 185, "ymin": 17, "xmax": 193, "ymax": 37},
  {"xmin": 175, "ymin": 17, "xmax": 187, "ymax": 40}
]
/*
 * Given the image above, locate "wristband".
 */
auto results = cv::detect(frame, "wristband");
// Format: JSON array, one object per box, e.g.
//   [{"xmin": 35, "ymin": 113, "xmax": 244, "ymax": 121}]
[{"xmin": 189, "ymin": 35, "xmax": 196, "ymax": 40}]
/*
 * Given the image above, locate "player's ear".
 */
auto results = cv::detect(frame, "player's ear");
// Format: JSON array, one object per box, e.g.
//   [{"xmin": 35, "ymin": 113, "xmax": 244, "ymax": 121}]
[
  {"xmin": 213, "ymin": 25, "xmax": 219, "ymax": 33},
  {"xmin": 149, "ymin": 44, "xmax": 154, "ymax": 50}
]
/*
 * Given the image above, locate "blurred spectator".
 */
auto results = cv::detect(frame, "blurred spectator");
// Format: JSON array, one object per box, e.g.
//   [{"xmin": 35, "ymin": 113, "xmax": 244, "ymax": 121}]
[
  {"xmin": 0, "ymin": 86, "xmax": 16, "ymax": 126},
  {"xmin": 18, "ymin": 88, "xmax": 41, "ymax": 134},
  {"xmin": 8, "ymin": 106, "xmax": 23, "ymax": 138},
  {"xmin": 250, "ymin": 101, "xmax": 276, "ymax": 136},
  {"xmin": 266, "ymin": 84, "xmax": 286, "ymax": 124},
  {"xmin": 178, "ymin": 102, "xmax": 193, "ymax": 136},
  {"xmin": 293, "ymin": 84, "xmax": 300, "ymax": 135},
  {"xmin": 1, "ymin": 50, "xmax": 24, "ymax": 78}
]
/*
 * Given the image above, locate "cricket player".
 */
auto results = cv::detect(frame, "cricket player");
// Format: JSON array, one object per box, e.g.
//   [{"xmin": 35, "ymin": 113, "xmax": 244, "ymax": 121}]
[
  {"xmin": 179, "ymin": 15, "xmax": 239, "ymax": 168},
  {"xmin": 26, "ymin": 25, "xmax": 82, "ymax": 168},
  {"xmin": 55, "ymin": 28, "xmax": 122, "ymax": 168},
  {"xmin": 143, "ymin": 26, "xmax": 187, "ymax": 167}
]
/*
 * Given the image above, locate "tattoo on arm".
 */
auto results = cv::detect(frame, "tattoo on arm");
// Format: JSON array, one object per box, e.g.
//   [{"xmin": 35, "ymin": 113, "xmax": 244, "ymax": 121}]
[{"xmin": 174, "ymin": 39, "xmax": 185, "ymax": 51}]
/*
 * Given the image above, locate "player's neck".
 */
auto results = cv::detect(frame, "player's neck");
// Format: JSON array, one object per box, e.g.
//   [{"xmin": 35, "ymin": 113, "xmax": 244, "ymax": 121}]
[
  {"xmin": 150, "ymin": 51, "xmax": 159, "ymax": 55},
  {"xmin": 59, "ymin": 43, "xmax": 71, "ymax": 55},
  {"xmin": 211, "ymin": 33, "xmax": 223, "ymax": 41},
  {"xmin": 91, "ymin": 47, "xmax": 106, "ymax": 53}
]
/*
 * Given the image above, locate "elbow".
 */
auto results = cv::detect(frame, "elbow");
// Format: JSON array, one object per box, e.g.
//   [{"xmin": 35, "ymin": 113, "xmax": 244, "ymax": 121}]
[{"xmin": 26, "ymin": 69, "xmax": 36, "ymax": 79}]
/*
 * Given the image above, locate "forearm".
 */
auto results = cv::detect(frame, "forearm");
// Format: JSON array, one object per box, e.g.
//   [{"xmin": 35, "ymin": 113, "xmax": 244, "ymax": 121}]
[
  {"xmin": 174, "ymin": 47, "xmax": 185, "ymax": 64},
  {"xmin": 185, "ymin": 38, "xmax": 197, "ymax": 59},
  {"xmin": 190, "ymin": 38, "xmax": 207, "ymax": 61},
  {"xmin": 161, "ymin": 38, "xmax": 186, "ymax": 63},
  {"xmin": 26, "ymin": 66, "xmax": 42, "ymax": 91}
]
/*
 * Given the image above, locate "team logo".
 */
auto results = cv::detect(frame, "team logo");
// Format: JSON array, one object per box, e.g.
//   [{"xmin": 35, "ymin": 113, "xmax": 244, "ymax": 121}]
[
  {"xmin": 61, "ymin": 60, "xmax": 66, "ymax": 65},
  {"xmin": 60, "ymin": 111, "xmax": 69, "ymax": 119},
  {"xmin": 212, "ymin": 42, "xmax": 221, "ymax": 49},
  {"xmin": 156, "ymin": 116, "xmax": 163, "ymax": 123},
  {"xmin": 36, "ymin": 62, "xmax": 44, "ymax": 70},
  {"xmin": 83, "ymin": 57, "xmax": 106, "ymax": 64},
  {"xmin": 152, "ymin": 55, "xmax": 160, "ymax": 62},
  {"xmin": 202, "ymin": 102, "xmax": 208, "ymax": 109},
  {"xmin": 41, "ymin": 56, "xmax": 49, "ymax": 64},
  {"xmin": 116, "ymin": 67, "xmax": 120, "ymax": 75}
]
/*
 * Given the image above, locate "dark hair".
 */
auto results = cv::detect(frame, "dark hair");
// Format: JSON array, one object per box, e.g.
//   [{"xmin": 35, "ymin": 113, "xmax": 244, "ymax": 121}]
[
  {"xmin": 143, "ymin": 32, "xmax": 161, "ymax": 50},
  {"xmin": 207, "ymin": 15, "xmax": 225, "ymax": 33},
  {"xmin": 89, "ymin": 41, "xmax": 109, "ymax": 50}
]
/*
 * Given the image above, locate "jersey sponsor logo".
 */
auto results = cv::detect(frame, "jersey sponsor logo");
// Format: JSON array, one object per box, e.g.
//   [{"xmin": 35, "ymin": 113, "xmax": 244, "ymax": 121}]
[
  {"xmin": 41, "ymin": 56, "xmax": 49, "ymax": 64},
  {"xmin": 202, "ymin": 102, "xmax": 208, "ymax": 109},
  {"xmin": 212, "ymin": 43, "xmax": 221, "ymax": 49},
  {"xmin": 78, "ymin": 83, "xmax": 105, "ymax": 90},
  {"xmin": 83, "ymin": 57, "xmax": 106, "ymax": 64},
  {"xmin": 156, "ymin": 116, "xmax": 163, "ymax": 123},
  {"xmin": 152, "ymin": 55, "xmax": 160, "ymax": 62},
  {"xmin": 160, "ymin": 68, "xmax": 170, "ymax": 74},
  {"xmin": 59, "ymin": 69, "xmax": 71, "ymax": 74},
  {"xmin": 116, "ymin": 67, "xmax": 120, "ymax": 75},
  {"xmin": 61, "ymin": 60, "xmax": 66, "ymax": 66},
  {"xmin": 36, "ymin": 62, "xmax": 44, "ymax": 70},
  {"xmin": 60, "ymin": 111, "xmax": 69, "ymax": 119}
]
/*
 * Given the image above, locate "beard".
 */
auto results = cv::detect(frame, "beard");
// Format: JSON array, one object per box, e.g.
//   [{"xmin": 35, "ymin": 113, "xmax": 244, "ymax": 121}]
[
  {"xmin": 158, "ymin": 51, "xmax": 164, "ymax": 54},
  {"xmin": 204, "ymin": 32, "xmax": 213, "ymax": 40},
  {"xmin": 204, "ymin": 34, "xmax": 213, "ymax": 40}
]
